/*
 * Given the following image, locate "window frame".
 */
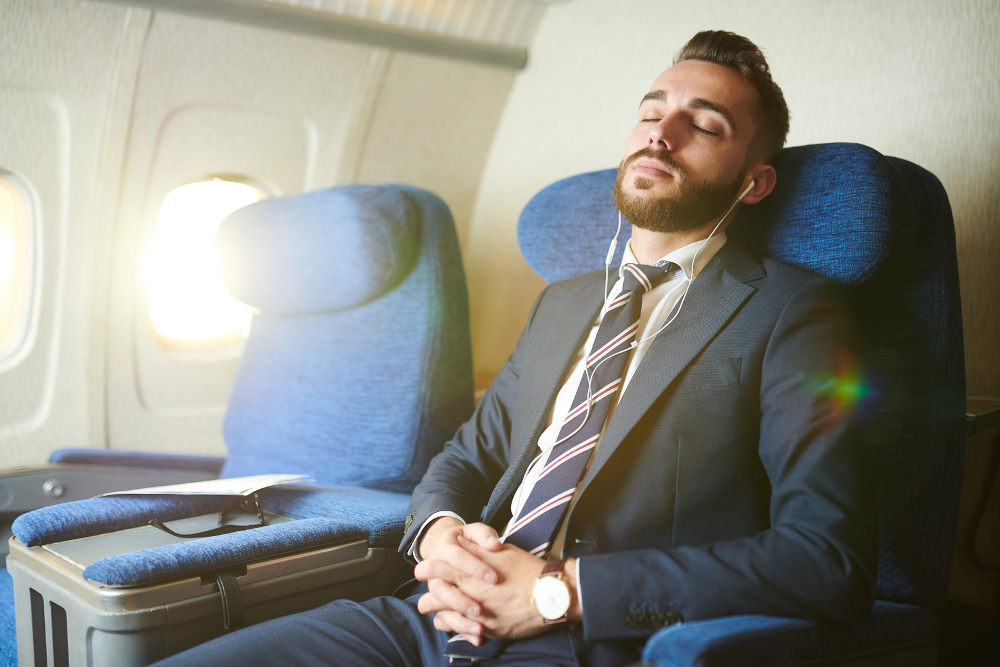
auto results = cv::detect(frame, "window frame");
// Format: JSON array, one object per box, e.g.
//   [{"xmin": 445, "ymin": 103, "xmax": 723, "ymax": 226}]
[{"xmin": 0, "ymin": 169, "xmax": 38, "ymax": 367}]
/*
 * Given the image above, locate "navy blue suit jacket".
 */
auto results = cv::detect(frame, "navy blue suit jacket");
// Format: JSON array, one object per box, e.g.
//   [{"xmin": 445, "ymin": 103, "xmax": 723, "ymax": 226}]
[{"xmin": 401, "ymin": 241, "xmax": 876, "ymax": 647}]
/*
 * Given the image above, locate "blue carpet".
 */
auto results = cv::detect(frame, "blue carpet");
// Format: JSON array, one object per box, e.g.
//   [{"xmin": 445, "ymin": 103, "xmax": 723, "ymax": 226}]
[{"xmin": 0, "ymin": 568, "xmax": 15, "ymax": 666}]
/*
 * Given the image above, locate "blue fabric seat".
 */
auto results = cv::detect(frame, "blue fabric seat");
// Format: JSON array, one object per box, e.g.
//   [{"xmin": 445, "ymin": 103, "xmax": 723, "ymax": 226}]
[
  {"xmin": 5, "ymin": 184, "xmax": 472, "ymax": 650},
  {"xmin": 0, "ymin": 568, "xmax": 14, "ymax": 667},
  {"xmin": 517, "ymin": 143, "xmax": 964, "ymax": 666}
]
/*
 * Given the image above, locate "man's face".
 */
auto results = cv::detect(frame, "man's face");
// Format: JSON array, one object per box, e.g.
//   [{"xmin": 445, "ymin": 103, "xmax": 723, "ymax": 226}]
[{"xmin": 614, "ymin": 59, "xmax": 761, "ymax": 233}]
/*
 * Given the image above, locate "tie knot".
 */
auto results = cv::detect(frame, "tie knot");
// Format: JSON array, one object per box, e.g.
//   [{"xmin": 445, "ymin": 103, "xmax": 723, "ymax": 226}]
[{"xmin": 621, "ymin": 262, "xmax": 675, "ymax": 294}]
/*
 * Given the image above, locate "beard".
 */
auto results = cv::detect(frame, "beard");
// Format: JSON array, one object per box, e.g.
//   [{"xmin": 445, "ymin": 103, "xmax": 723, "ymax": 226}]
[{"xmin": 613, "ymin": 148, "xmax": 746, "ymax": 233}]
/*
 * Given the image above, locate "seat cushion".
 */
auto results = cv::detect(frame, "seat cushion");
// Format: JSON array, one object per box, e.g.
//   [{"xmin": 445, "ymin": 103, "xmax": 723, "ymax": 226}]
[{"xmin": 642, "ymin": 601, "xmax": 940, "ymax": 666}]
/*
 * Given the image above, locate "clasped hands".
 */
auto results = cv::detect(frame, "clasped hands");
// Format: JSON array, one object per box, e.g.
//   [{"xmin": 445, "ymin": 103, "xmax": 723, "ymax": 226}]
[{"xmin": 413, "ymin": 517, "xmax": 578, "ymax": 646}]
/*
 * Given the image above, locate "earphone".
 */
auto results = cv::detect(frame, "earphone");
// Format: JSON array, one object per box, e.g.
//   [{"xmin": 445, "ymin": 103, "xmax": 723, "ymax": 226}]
[{"xmin": 557, "ymin": 177, "xmax": 756, "ymax": 449}]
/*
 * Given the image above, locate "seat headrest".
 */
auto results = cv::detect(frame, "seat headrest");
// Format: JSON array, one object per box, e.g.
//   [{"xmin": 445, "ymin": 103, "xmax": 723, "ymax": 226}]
[
  {"xmin": 215, "ymin": 184, "xmax": 421, "ymax": 314},
  {"xmin": 518, "ymin": 143, "xmax": 896, "ymax": 286}
]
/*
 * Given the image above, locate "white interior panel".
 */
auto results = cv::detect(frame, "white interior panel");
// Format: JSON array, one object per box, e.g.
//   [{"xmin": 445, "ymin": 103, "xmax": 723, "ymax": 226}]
[
  {"xmin": 352, "ymin": 51, "xmax": 514, "ymax": 248},
  {"xmin": 0, "ymin": 0, "xmax": 142, "ymax": 466},
  {"xmin": 0, "ymin": 89, "xmax": 69, "ymax": 438}
]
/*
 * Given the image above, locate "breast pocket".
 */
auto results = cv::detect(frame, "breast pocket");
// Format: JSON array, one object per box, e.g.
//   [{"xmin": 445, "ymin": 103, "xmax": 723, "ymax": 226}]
[{"xmin": 671, "ymin": 356, "xmax": 742, "ymax": 397}]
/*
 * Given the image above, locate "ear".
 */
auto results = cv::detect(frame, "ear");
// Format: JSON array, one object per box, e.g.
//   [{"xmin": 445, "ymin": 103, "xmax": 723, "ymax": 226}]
[{"xmin": 740, "ymin": 164, "xmax": 777, "ymax": 205}]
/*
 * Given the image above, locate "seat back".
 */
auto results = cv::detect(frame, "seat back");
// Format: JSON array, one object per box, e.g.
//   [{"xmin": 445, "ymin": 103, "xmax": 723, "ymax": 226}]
[
  {"xmin": 517, "ymin": 143, "xmax": 965, "ymax": 610},
  {"xmin": 215, "ymin": 183, "xmax": 473, "ymax": 493}
]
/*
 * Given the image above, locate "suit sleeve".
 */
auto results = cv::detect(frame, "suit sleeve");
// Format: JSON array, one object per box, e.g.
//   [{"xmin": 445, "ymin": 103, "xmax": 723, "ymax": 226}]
[
  {"xmin": 576, "ymin": 277, "xmax": 878, "ymax": 639},
  {"xmin": 399, "ymin": 288, "xmax": 548, "ymax": 561}
]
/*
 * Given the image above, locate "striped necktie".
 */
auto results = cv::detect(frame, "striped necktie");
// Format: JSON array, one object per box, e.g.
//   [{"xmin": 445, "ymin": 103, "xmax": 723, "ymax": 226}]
[
  {"xmin": 443, "ymin": 262, "xmax": 675, "ymax": 665},
  {"xmin": 503, "ymin": 261, "xmax": 674, "ymax": 556}
]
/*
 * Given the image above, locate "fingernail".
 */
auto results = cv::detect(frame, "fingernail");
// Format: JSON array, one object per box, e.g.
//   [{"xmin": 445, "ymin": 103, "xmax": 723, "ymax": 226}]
[
  {"xmin": 467, "ymin": 605, "xmax": 478, "ymax": 617},
  {"xmin": 483, "ymin": 571, "xmax": 497, "ymax": 584}
]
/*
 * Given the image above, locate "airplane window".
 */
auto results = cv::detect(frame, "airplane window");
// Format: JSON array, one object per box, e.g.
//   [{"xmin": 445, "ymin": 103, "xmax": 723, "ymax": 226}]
[
  {"xmin": 0, "ymin": 171, "xmax": 33, "ymax": 361},
  {"xmin": 147, "ymin": 177, "xmax": 266, "ymax": 351}
]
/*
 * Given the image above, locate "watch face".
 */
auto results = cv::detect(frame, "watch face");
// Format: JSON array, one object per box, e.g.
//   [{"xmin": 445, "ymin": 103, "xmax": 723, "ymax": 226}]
[{"xmin": 533, "ymin": 575, "xmax": 571, "ymax": 620}]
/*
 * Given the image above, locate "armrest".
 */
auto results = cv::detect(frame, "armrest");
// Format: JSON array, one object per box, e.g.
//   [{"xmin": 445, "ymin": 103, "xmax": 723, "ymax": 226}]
[
  {"xmin": 1, "ymin": 464, "xmax": 219, "ymax": 519},
  {"xmin": 49, "ymin": 448, "xmax": 225, "ymax": 474},
  {"xmin": 10, "ymin": 484, "xmax": 411, "ymax": 550},
  {"xmin": 640, "ymin": 602, "xmax": 939, "ymax": 667}
]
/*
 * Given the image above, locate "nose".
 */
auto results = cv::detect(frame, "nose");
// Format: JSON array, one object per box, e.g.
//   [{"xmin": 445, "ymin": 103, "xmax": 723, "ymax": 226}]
[{"xmin": 648, "ymin": 115, "xmax": 678, "ymax": 151}]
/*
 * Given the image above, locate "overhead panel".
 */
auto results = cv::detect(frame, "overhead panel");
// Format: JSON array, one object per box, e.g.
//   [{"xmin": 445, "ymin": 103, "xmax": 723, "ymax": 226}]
[{"xmin": 91, "ymin": 0, "xmax": 557, "ymax": 69}]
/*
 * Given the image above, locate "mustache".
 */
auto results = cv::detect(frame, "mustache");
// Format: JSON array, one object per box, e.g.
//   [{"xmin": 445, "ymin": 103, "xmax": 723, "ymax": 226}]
[{"xmin": 622, "ymin": 147, "xmax": 687, "ymax": 180}]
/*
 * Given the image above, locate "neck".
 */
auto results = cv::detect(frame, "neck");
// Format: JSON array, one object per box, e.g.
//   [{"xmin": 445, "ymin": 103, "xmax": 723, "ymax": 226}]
[{"xmin": 628, "ymin": 218, "xmax": 726, "ymax": 264}]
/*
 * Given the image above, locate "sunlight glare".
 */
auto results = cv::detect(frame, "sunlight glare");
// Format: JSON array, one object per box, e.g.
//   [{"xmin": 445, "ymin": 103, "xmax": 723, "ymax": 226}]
[
  {"xmin": 0, "ymin": 176, "xmax": 30, "ymax": 357},
  {"xmin": 148, "ymin": 179, "xmax": 261, "ymax": 343}
]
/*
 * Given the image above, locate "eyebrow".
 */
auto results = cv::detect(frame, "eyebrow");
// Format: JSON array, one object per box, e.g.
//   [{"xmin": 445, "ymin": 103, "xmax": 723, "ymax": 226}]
[{"xmin": 640, "ymin": 89, "xmax": 737, "ymax": 131}]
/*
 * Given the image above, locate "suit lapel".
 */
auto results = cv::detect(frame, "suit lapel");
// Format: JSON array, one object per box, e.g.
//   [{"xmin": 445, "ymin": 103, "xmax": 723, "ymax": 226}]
[{"xmin": 577, "ymin": 243, "xmax": 762, "ymax": 493}]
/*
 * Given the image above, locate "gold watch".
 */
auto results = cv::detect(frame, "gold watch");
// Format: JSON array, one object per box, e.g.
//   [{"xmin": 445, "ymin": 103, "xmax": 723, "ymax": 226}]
[{"xmin": 530, "ymin": 558, "xmax": 572, "ymax": 624}]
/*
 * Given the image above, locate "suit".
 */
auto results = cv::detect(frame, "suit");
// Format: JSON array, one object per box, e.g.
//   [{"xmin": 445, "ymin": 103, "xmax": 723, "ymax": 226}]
[{"xmin": 402, "ymin": 240, "xmax": 877, "ymax": 652}]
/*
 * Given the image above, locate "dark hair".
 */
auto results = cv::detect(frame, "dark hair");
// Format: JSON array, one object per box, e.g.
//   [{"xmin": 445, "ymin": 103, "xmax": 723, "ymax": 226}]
[{"xmin": 675, "ymin": 30, "xmax": 789, "ymax": 163}]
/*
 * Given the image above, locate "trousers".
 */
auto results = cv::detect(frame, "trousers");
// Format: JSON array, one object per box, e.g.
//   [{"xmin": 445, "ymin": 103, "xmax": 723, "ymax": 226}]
[{"xmin": 152, "ymin": 586, "xmax": 588, "ymax": 667}]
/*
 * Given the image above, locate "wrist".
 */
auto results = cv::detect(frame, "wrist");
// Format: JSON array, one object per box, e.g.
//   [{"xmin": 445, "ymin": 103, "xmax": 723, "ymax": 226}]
[
  {"xmin": 418, "ymin": 515, "xmax": 463, "ymax": 560},
  {"xmin": 530, "ymin": 557, "xmax": 581, "ymax": 625},
  {"xmin": 563, "ymin": 557, "xmax": 582, "ymax": 622}
]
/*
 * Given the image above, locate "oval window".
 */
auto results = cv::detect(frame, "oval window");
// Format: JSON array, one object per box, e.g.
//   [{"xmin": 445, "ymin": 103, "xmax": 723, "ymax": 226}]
[{"xmin": 0, "ymin": 171, "xmax": 34, "ymax": 362}]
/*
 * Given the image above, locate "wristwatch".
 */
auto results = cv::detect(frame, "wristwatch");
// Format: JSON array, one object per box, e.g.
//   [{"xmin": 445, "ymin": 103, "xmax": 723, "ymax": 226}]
[{"xmin": 530, "ymin": 558, "xmax": 572, "ymax": 624}]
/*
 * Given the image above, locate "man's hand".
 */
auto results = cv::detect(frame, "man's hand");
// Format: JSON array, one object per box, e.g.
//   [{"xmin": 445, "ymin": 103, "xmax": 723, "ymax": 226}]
[
  {"xmin": 414, "ymin": 519, "xmax": 503, "ymax": 643},
  {"xmin": 416, "ymin": 530, "xmax": 581, "ymax": 644},
  {"xmin": 419, "ymin": 517, "xmax": 502, "ymax": 581}
]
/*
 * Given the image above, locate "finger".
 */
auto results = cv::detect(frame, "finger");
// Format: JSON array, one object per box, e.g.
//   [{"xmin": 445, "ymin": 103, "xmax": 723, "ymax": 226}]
[
  {"xmin": 462, "ymin": 523, "xmax": 503, "ymax": 552},
  {"xmin": 413, "ymin": 548, "xmax": 496, "ymax": 595},
  {"xmin": 414, "ymin": 558, "xmax": 453, "ymax": 583},
  {"xmin": 422, "ymin": 537, "xmax": 498, "ymax": 585},
  {"xmin": 432, "ymin": 610, "xmax": 483, "ymax": 641},
  {"xmin": 416, "ymin": 589, "xmax": 481, "ymax": 619},
  {"xmin": 416, "ymin": 591, "xmax": 444, "ymax": 615},
  {"xmin": 424, "ymin": 577, "xmax": 483, "ymax": 620}
]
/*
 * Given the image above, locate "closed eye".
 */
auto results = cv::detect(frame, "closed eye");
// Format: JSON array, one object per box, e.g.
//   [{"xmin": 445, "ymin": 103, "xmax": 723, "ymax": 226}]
[{"xmin": 693, "ymin": 124, "xmax": 718, "ymax": 136}]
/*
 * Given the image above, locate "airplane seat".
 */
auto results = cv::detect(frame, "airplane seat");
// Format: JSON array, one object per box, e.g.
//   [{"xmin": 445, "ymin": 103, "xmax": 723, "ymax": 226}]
[
  {"xmin": 4, "ymin": 183, "xmax": 473, "ymax": 663},
  {"xmin": 517, "ymin": 143, "xmax": 965, "ymax": 666}
]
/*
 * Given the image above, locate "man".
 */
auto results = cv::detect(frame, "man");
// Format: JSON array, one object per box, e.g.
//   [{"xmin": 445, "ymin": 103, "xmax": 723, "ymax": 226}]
[{"xmin": 160, "ymin": 30, "xmax": 875, "ymax": 666}]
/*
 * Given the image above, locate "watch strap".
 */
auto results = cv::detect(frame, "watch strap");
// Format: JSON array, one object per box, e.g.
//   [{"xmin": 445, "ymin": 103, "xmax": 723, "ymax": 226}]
[{"xmin": 541, "ymin": 558, "xmax": 567, "ymax": 578}]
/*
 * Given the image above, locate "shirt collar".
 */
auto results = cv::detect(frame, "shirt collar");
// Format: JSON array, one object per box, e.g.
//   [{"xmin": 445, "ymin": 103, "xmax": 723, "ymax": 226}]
[{"xmin": 620, "ymin": 231, "xmax": 728, "ymax": 282}]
